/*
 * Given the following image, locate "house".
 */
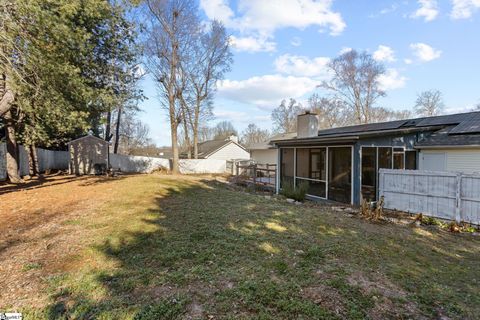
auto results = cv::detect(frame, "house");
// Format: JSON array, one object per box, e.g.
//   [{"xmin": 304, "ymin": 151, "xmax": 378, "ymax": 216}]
[
  {"xmin": 272, "ymin": 111, "xmax": 480, "ymax": 205},
  {"xmin": 249, "ymin": 133, "xmax": 296, "ymax": 165},
  {"xmin": 196, "ymin": 135, "xmax": 250, "ymax": 161},
  {"xmin": 68, "ymin": 134, "xmax": 109, "ymax": 175}
]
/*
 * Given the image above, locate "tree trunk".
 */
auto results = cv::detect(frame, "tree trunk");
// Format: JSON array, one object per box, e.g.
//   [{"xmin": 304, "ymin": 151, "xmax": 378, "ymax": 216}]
[
  {"xmin": 4, "ymin": 109, "xmax": 21, "ymax": 183},
  {"xmin": 105, "ymin": 110, "xmax": 112, "ymax": 141},
  {"xmin": 28, "ymin": 143, "xmax": 39, "ymax": 176},
  {"xmin": 113, "ymin": 106, "xmax": 122, "ymax": 154},
  {"xmin": 193, "ymin": 100, "xmax": 200, "ymax": 159},
  {"xmin": 171, "ymin": 120, "xmax": 179, "ymax": 174}
]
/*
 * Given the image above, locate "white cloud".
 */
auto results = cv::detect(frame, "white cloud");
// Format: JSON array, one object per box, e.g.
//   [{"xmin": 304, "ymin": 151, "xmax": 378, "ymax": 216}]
[
  {"xmin": 213, "ymin": 110, "xmax": 270, "ymax": 123},
  {"xmin": 451, "ymin": 0, "xmax": 480, "ymax": 19},
  {"xmin": 378, "ymin": 69, "xmax": 407, "ymax": 91},
  {"xmin": 410, "ymin": 43, "xmax": 442, "ymax": 62},
  {"xmin": 339, "ymin": 47, "xmax": 352, "ymax": 54},
  {"xmin": 200, "ymin": 0, "xmax": 346, "ymax": 52},
  {"xmin": 217, "ymin": 74, "xmax": 318, "ymax": 107},
  {"xmin": 404, "ymin": 58, "xmax": 413, "ymax": 64},
  {"xmin": 290, "ymin": 37, "xmax": 302, "ymax": 47},
  {"xmin": 274, "ymin": 54, "xmax": 331, "ymax": 78},
  {"xmin": 373, "ymin": 45, "xmax": 396, "ymax": 62},
  {"xmin": 411, "ymin": 0, "xmax": 439, "ymax": 21},
  {"xmin": 200, "ymin": 0, "xmax": 235, "ymax": 22},
  {"xmin": 230, "ymin": 35, "xmax": 276, "ymax": 53}
]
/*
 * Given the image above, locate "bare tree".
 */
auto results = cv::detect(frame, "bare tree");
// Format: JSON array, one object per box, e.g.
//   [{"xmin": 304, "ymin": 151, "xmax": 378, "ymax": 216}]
[
  {"xmin": 182, "ymin": 20, "xmax": 232, "ymax": 158},
  {"xmin": 212, "ymin": 120, "xmax": 237, "ymax": 140},
  {"xmin": 369, "ymin": 107, "xmax": 413, "ymax": 122},
  {"xmin": 307, "ymin": 94, "xmax": 349, "ymax": 129},
  {"xmin": 321, "ymin": 50, "xmax": 386, "ymax": 124},
  {"xmin": 241, "ymin": 123, "xmax": 270, "ymax": 147},
  {"xmin": 271, "ymin": 98, "xmax": 303, "ymax": 133},
  {"xmin": 144, "ymin": 0, "xmax": 199, "ymax": 173},
  {"xmin": 414, "ymin": 90, "xmax": 444, "ymax": 116}
]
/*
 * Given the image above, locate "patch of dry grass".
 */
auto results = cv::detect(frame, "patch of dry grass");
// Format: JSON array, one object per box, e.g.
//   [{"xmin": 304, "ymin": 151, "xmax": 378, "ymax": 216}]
[{"xmin": 1, "ymin": 174, "xmax": 479, "ymax": 319}]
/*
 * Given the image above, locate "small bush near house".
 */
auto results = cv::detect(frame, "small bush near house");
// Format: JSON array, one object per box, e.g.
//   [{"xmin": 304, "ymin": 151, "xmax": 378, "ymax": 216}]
[
  {"xmin": 280, "ymin": 179, "xmax": 309, "ymax": 202},
  {"xmin": 360, "ymin": 196, "xmax": 384, "ymax": 221}
]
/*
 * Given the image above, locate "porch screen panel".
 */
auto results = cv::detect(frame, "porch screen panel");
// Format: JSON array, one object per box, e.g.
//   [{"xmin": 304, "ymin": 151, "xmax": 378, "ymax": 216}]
[
  {"xmin": 295, "ymin": 148, "xmax": 327, "ymax": 198},
  {"xmin": 328, "ymin": 147, "xmax": 352, "ymax": 203},
  {"xmin": 296, "ymin": 179, "xmax": 326, "ymax": 198},
  {"xmin": 361, "ymin": 147, "xmax": 377, "ymax": 202},
  {"xmin": 280, "ymin": 148, "xmax": 294, "ymax": 187}
]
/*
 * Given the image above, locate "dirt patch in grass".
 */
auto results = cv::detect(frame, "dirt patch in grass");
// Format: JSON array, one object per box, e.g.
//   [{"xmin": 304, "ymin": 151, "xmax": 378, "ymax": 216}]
[
  {"xmin": 302, "ymin": 285, "xmax": 346, "ymax": 316},
  {"xmin": 0, "ymin": 174, "xmax": 128, "ymax": 307}
]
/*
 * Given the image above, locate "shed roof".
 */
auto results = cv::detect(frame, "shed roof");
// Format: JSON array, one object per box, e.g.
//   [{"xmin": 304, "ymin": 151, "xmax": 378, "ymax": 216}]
[{"xmin": 68, "ymin": 134, "xmax": 108, "ymax": 145}]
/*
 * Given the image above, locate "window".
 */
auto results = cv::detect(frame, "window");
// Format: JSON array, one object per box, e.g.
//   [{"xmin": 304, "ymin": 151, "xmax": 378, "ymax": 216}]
[
  {"xmin": 405, "ymin": 151, "xmax": 417, "ymax": 170},
  {"xmin": 393, "ymin": 153, "xmax": 404, "ymax": 169},
  {"xmin": 378, "ymin": 147, "xmax": 392, "ymax": 169},
  {"xmin": 393, "ymin": 147, "xmax": 405, "ymax": 169}
]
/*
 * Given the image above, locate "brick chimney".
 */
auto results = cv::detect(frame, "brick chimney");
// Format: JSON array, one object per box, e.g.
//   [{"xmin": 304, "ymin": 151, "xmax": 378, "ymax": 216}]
[{"xmin": 297, "ymin": 111, "xmax": 319, "ymax": 138}]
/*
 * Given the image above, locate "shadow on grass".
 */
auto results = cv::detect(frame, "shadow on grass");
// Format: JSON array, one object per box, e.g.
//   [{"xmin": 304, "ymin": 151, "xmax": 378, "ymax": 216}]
[
  {"xmin": 0, "ymin": 174, "xmax": 77, "ymax": 195},
  {"xmin": 41, "ymin": 177, "xmax": 480, "ymax": 319}
]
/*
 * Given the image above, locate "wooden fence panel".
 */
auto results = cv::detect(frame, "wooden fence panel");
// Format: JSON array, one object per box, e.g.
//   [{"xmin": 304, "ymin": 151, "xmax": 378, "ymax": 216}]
[{"xmin": 379, "ymin": 169, "xmax": 480, "ymax": 224}]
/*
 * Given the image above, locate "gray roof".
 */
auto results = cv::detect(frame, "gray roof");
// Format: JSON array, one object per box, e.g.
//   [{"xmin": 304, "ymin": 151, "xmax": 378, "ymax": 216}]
[
  {"xmin": 197, "ymin": 139, "xmax": 247, "ymax": 158},
  {"xmin": 272, "ymin": 111, "xmax": 480, "ymax": 147},
  {"xmin": 415, "ymin": 125, "xmax": 480, "ymax": 147}
]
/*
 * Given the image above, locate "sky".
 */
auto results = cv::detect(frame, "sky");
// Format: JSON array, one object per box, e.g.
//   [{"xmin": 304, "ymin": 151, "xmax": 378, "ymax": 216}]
[{"xmin": 138, "ymin": 0, "xmax": 480, "ymax": 146}]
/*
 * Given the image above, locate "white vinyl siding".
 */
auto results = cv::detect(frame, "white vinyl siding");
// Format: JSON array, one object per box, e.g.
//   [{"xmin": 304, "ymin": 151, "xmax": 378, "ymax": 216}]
[
  {"xmin": 419, "ymin": 149, "xmax": 480, "ymax": 173},
  {"xmin": 251, "ymin": 149, "xmax": 277, "ymax": 165},
  {"xmin": 205, "ymin": 142, "xmax": 250, "ymax": 160}
]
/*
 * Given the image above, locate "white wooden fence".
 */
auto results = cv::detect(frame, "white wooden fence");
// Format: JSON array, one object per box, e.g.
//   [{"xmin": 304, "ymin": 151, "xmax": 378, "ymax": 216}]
[
  {"xmin": 0, "ymin": 143, "xmax": 69, "ymax": 181},
  {"xmin": 1, "ymin": 142, "xmax": 230, "ymax": 180},
  {"xmin": 109, "ymin": 154, "xmax": 227, "ymax": 174},
  {"xmin": 379, "ymin": 169, "xmax": 480, "ymax": 224}
]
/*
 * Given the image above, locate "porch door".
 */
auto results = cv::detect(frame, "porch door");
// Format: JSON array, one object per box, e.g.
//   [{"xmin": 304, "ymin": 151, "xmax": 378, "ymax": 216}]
[{"xmin": 328, "ymin": 147, "xmax": 352, "ymax": 203}]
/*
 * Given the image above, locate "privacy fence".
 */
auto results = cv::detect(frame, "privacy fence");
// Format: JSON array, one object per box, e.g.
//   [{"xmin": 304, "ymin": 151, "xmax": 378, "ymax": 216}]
[
  {"xmin": 1, "ymin": 143, "xmax": 228, "ymax": 181},
  {"xmin": 0, "ymin": 143, "xmax": 69, "ymax": 181},
  {"xmin": 379, "ymin": 169, "xmax": 480, "ymax": 225},
  {"xmin": 109, "ymin": 154, "xmax": 227, "ymax": 174}
]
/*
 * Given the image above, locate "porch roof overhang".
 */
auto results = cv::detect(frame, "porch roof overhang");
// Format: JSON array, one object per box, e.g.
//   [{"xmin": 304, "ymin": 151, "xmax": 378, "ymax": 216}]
[
  {"xmin": 273, "ymin": 136, "xmax": 358, "ymax": 147},
  {"xmin": 272, "ymin": 126, "xmax": 443, "ymax": 147}
]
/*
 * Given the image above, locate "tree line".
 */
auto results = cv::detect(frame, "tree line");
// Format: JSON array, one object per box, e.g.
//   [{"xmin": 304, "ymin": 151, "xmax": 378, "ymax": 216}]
[
  {"xmin": 0, "ymin": 0, "xmax": 147, "ymax": 182},
  {"xmin": 0, "ymin": 0, "xmax": 233, "ymax": 181}
]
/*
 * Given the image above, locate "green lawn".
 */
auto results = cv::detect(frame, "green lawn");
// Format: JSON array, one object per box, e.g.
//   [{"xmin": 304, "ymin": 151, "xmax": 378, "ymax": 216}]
[{"xmin": 18, "ymin": 174, "xmax": 480, "ymax": 319}]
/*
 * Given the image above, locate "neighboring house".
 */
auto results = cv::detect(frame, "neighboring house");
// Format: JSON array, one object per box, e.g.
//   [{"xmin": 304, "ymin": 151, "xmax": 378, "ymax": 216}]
[
  {"xmin": 272, "ymin": 111, "xmax": 480, "ymax": 205},
  {"xmin": 196, "ymin": 135, "xmax": 250, "ymax": 161},
  {"xmin": 249, "ymin": 133, "xmax": 296, "ymax": 165}
]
